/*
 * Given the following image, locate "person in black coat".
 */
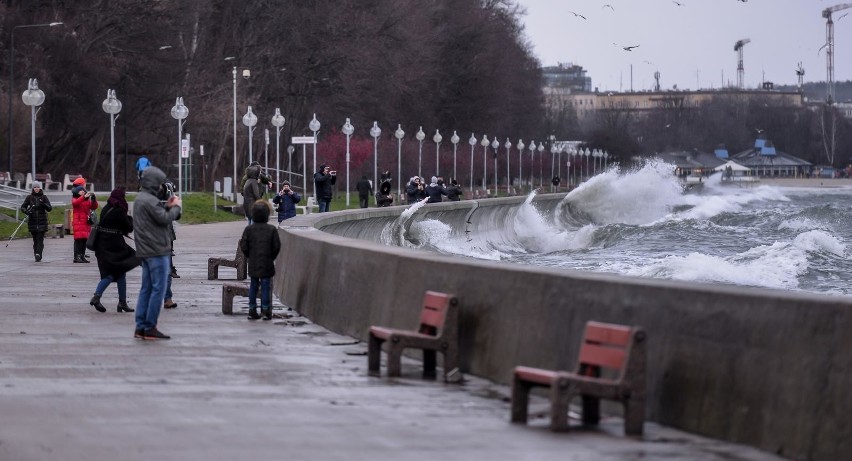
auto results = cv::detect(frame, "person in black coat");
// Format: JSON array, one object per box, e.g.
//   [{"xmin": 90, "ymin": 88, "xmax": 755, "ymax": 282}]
[
  {"xmin": 355, "ymin": 175, "xmax": 372, "ymax": 208},
  {"xmin": 89, "ymin": 188, "xmax": 140, "ymax": 313},
  {"xmin": 239, "ymin": 200, "xmax": 281, "ymax": 320},
  {"xmin": 313, "ymin": 164, "xmax": 337, "ymax": 212},
  {"xmin": 425, "ymin": 176, "xmax": 448, "ymax": 203},
  {"xmin": 272, "ymin": 180, "xmax": 302, "ymax": 223},
  {"xmin": 375, "ymin": 171, "xmax": 394, "ymax": 207},
  {"xmin": 20, "ymin": 181, "xmax": 52, "ymax": 262},
  {"xmin": 445, "ymin": 178, "xmax": 463, "ymax": 201},
  {"xmin": 405, "ymin": 176, "xmax": 427, "ymax": 204}
]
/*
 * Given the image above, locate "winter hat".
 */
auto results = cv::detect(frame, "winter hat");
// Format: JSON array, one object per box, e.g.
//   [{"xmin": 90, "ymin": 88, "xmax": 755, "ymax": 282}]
[
  {"xmin": 31, "ymin": 181, "xmax": 43, "ymax": 190},
  {"xmin": 282, "ymin": 180, "xmax": 291, "ymax": 186},
  {"xmin": 73, "ymin": 177, "xmax": 86, "ymax": 186},
  {"xmin": 319, "ymin": 164, "xmax": 327, "ymax": 172},
  {"xmin": 251, "ymin": 200, "xmax": 270, "ymax": 223},
  {"xmin": 430, "ymin": 176, "xmax": 438, "ymax": 184}
]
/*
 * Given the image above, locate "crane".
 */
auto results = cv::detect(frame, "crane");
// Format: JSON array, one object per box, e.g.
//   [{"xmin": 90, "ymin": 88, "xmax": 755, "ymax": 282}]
[
  {"xmin": 734, "ymin": 38, "xmax": 751, "ymax": 89},
  {"xmin": 822, "ymin": 3, "xmax": 852, "ymax": 103}
]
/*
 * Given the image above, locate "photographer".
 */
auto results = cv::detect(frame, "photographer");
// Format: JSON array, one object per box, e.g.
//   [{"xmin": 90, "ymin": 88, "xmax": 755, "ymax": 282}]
[
  {"xmin": 272, "ymin": 180, "xmax": 302, "ymax": 223},
  {"xmin": 375, "ymin": 171, "xmax": 393, "ymax": 208},
  {"xmin": 20, "ymin": 181, "xmax": 53, "ymax": 262},
  {"xmin": 406, "ymin": 176, "xmax": 427, "ymax": 204},
  {"xmin": 242, "ymin": 163, "xmax": 264, "ymax": 224},
  {"xmin": 313, "ymin": 164, "xmax": 337, "ymax": 213},
  {"xmin": 71, "ymin": 177, "xmax": 98, "ymax": 263}
]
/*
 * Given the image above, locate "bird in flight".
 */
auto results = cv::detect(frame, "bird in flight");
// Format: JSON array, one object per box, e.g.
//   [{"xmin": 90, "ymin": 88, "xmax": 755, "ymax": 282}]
[
  {"xmin": 603, "ymin": 4, "xmax": 614, "ymax": 10},
  {"xmin": 737, "ymin": 0, "xmax": 747, "ymax": 3},
  {"xmin": 839, "ymin": 12, "xmax": 849, "ymax": 21},
  {"xmin": 672, "ymin": 0, "xmax": 683, "ymax": 5},
  {"xmin": 569, "ymin": 11, "xmax": 587, "ymax": 19},
  {"xmin": 623, "ymin": 45, "xmax": 640, "ymax": 51}
]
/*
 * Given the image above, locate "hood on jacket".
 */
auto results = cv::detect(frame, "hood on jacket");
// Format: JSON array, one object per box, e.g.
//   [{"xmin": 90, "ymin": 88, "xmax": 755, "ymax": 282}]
[
  {"xmin": 246, "ymin": 164, "xmax": 260, "ymax": 179},
  {"xmin": 251, "ymin": 200, "xmax": 270, "ymax": 223},
  {"xmin": 71, "ymin": 185, "xmax": 85, "ymax": 197},
  {"xmin": 140, "ymin": 166, "xmax": 167, "ymax": 194}
]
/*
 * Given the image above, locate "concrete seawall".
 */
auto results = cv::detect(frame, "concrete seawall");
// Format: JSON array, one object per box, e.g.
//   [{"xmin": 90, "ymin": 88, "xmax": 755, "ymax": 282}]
[{"xmin": 273, "ymin": 196, "xmax": 852, "ymax": 461}]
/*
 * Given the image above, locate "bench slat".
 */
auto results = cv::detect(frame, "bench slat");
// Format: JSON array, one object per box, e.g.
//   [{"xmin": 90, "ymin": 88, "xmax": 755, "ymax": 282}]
[
  {"xmin": 579, "ymin": 343, "xmax": 627, "ymax": 371},
  {"xmin": 584, "ymin": 321, "xmax": 632, "ymax": 346},
  {"xmin": 419, "ymin": 291, "xmax": 451, "ymax": 329},
  {"xmin": 514, "ymin": 366, "xmax": 558, "ymax": 385}
]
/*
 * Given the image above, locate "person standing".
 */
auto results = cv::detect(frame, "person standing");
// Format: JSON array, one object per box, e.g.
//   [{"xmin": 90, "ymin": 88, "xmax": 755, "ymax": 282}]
[
  {"xmin": 89, "ymin": 188, "xmax": 139, "ymax": 313},
  {"xmin": 425, "ymin": 176, "xmax": 448, "ymax": 203},
  {"xmin": 272, "ymin": 180, "xmax": 301, "ymax": 223},
  {"xmin": 71, "ymin": 177, "xmax": 98, "ymax": 263},
  {"xmin": 133, "ymin": 166, "xmax": 182, "ymax": 340},
  {"xmin": 356, "ymin": 175, "xmax": 372, "ymax": 208},
  {"xmin": 445, "ymin": 178, "xmax": 463, "ymax": 201},
  {"xmin": 135, "ymin": 155, "xmax": 151, "ymax": 180},
  {"xmin": 20, "ymin": 181, "xmax": 52, "ymax": 262},
  {"xmin": 313, "ymin": 164, "xmax": 337, "ymax": 212},
  {"xmin": 240, "ymin": 201, "xmax": 281, "ymax": 321},
  {"xmin": 242, "ymin": 163, "xmax": 263, "ymax": 224},
  {"xmin": 375, "ymin": 171, "xmax": 394, "ymax": 207}
]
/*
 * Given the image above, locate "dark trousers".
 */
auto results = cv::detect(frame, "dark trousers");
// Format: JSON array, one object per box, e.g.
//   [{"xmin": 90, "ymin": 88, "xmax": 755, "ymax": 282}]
[
  {"xmin": 358, "ymin": 194, "xmax": 369, "ymax": 208},
  {"xmin": 74, "ymin": 238, "xmax": 86, "ymax": 257},
  {"xmin": 30, "ymin": 231, "xmax": 45, "ymax": 256}
]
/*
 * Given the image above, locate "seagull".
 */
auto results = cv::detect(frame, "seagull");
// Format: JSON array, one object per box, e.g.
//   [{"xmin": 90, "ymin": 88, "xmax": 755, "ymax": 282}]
[
  {"xmin": 672, "ymin": 0, "xmax": 683, "ymax": 5},
  {"xmin": 603, "ymin": 4, "xmax": 614, "ymax": 10},
  {"xmin": 839, "ymin": 12, "xmax": 849, "ymax": 21},
  {"xmin": 622, "ymin": 45, "xmax": 640, "ymax": 51},
  {"xmin": 569, "ymin": 10, "xmax": 587, "ymax": 19},
  {"xmin": 737, "ymin": 0, "xmax": 747, "ymax": 2}
]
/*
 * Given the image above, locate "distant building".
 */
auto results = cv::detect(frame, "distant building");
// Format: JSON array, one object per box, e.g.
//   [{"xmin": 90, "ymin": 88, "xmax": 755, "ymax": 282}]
[
  {"xmin": 730, "ymin": 136, "xmax": 811, "ymax": 177},
  {"xmin": 656, "ymin": 149, "xmax": 726, "ymax": 177},
  {"xmin": 835, "ymin": 102, "xmax": 852, "ymax": 119},
  {"xmin": 541, "ymin": 63, "xmax": 592, "ymax": 92}
]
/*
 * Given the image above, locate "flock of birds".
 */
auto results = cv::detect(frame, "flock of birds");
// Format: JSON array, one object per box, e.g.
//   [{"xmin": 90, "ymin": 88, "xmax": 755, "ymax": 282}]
[{"xmin": 569, "ymin": 0, "xmax": 750, "ymax": 52}]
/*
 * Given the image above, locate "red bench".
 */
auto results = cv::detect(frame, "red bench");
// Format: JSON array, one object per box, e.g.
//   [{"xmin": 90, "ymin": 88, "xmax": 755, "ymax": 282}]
[
  {"xmin": 511, "ymin": 321, "xmax": 647, "ymax": 436},
  {"xmin": 368, "ymin": 291, "xmax": 461, "ymax": 383}
]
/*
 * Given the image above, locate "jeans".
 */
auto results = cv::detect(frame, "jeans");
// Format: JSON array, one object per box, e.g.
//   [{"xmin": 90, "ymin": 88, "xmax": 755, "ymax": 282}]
[
  {"xmin": 30, "ymin": 231, "xmax": 44, "ymax": 256},
  {"xmin": 95, "ymin": 274, "xmax": 127, "ymax": 302},
  {"xmin": 248, "ymin": 277, "xmax": 272, "ymax": 308},
  {"xmin": 318, "ymin": 199, "xmax": 330, "ymax": 213},
  {"xmin": 135, "ymin": 255, "xmax": 170, "ymax": 331}
]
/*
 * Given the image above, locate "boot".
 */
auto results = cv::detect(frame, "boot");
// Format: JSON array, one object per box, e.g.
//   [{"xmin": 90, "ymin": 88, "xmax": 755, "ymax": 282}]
[
  {"xmin": 261, "ymin": 306, "xmax": 272, "ymax": 321},
  {"xmin": 89, "ymin": 294, "xmax": 106, "ymax": 313},
  {"xmin": 73, "ymin": 254, "xmax": 85, "ymax": 263},
  {"xmin": 81, "ymin": 254, "xmax": 91, "ymax": 263},
  {"xmin": 163, "ymin": 299, "xmax": 177, "ymax": 309},
  {"xmin": 117, "ymin": 301, "xmax": 134, "ymax": 313},
  {"xmin": 247, "ymin": 306, "xmax": 260, "ymax": 320}
]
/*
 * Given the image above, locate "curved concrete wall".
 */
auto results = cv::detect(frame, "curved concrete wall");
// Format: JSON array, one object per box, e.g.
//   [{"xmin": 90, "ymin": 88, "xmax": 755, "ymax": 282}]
[{"xmin": 273, "ymin": 196, "xmax": 852, "ymax": 461}]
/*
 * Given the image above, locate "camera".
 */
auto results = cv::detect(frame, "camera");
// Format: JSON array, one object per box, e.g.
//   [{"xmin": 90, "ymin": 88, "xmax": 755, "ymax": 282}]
[
  {"xmin": 329, "ymin": 170, "xmax": 337, "ymax": 175},
  {"xmin": 159, "ymin": 180, "xmax": 175, "ymax": 201}
]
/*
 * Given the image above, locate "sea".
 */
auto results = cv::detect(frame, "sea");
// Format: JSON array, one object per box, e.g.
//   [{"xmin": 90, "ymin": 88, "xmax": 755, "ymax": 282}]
[{"xmin": 404, "ymin": 160, "xmax": 852, "ymax": 297}]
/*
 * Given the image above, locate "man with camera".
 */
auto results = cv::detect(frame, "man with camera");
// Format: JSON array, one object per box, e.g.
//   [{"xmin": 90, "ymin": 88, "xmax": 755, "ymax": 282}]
[
  {"xmin": 272, "ymin": 180, "xmax": 302, "ymax": 223},
  {"xmin": 313, "ymin": 164, "xmax": 337, "ymax": 213}
]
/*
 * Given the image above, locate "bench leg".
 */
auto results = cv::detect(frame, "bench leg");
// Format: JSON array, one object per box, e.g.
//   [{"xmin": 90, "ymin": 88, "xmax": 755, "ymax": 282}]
[
  {"xmin": 550, "ymin": 380, "xmax": 572, "ymax": 432},
  {"xmin": 237, "ymin": 261, "xmax": 247, "ymax": 280},
  {"xmin": 442, "ymin": 344, "xmax": 461, "ymax": 383},
  {"xmin": 581, "ymin": 395, "xmax": 600, "ymax": 426},
  {"xmin": 208, "ymin": 262, "xmax": 218, "ymax": 280},
  {"xmin": 222, "ymin": 286, "xmax": 234, "ymax": 315},
  {"xmin": 624, "ymin": 397, "xmax": 645, "ymax": 436},
  {"xmin": 386, "ymin": 340, "xmax": 403, "ymax": 377},
  {"xmin": 422, "ymin": 349, "xmax": 437, "ymax": 379},
  {"xmin": 510, "ymin": 374, "xmax": 531, "ymax": 424},
  {"xmin": 367, "ymin": 334, "xmax": 383, "ymax": 377}
]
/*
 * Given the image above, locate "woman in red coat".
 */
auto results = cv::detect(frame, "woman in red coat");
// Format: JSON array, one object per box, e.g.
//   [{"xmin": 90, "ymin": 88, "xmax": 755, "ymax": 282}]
[{"xmin": 71, "ymin": 177, "xmax": 98, "ymax": 263}]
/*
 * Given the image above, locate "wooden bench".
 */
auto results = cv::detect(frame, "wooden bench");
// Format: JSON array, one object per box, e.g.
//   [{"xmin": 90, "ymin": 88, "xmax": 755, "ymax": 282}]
[
  {"xmin": 25, "ymin": 172, "xmax": 61, "ymax": 191},
  {"xmin": 0, "ymin": 171, "xmax": 19, "ymax": 188},
  {"xmin": 48, "ymin": 223, "xmax": 64, "ymax": 238},
  {"xmin": 368, "ymin": 291, "xmax": 461, "ymax": 383},
  {"xmin": 221, "ymin": 282, "xmax": 249, "ymax": 315},
  {"xmin": 510, "ymin": 321, "xmax": 647, "ymax": 436},
  {"xmin": 207, "ymin": 243, "xmax": 247, "ymax": 280}
]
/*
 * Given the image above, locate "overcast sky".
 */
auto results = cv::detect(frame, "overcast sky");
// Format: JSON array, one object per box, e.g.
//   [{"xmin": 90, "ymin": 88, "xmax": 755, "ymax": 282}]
[{"xmin": 518, "ymin": 0, "xmax": 852, "ymax": 93}]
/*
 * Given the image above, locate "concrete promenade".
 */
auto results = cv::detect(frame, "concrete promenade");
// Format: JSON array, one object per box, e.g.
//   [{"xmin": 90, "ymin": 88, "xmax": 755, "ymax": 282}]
[{"xmin": 0, "ymin": 220, "xmax": 784, "ymax": 461}]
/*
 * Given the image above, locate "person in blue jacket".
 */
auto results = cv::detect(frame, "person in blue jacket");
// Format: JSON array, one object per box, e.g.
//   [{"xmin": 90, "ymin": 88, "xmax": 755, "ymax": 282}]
[{"xmin": 272, "ymin": 180, "xmax": 301, "ymax": 223}]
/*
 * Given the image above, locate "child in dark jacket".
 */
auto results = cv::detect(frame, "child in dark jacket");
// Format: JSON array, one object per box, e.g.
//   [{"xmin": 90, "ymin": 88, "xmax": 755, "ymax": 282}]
[{"xmin": 239, "ymin": 201, "xmax": 282, "ymax": 320}]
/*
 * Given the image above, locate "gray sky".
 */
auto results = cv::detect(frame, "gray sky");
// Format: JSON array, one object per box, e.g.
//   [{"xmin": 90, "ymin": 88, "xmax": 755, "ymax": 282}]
[{"xmin": 518, "ymin": 0, "xmax": 852, "ymax": 93}]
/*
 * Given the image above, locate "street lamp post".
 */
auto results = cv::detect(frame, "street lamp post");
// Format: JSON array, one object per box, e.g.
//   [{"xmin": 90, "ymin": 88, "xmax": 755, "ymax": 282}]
[
  {"xmin": 287, "ymin": 145, "xmax": 294, "ymax": 185},
  {"xmin": 271, "ymin": 108, "xmax": 285, "ymax": 188},
  {"xmin": 528, "ymin": 141, "xmax": 536, "ymax": 192},
  {"xmin": 468, "ymin": 134, "xmax": 477, "ymax": 194},
  {"xmin": 584, "ymin": 148, "xmax": 591, "ymax": 180},
  {"xmin": 491, "ymin": 138, "xmax": 499, "ymax": 196},
  {"xmin": 433, "ymin": 129, "xmax": 442, "ymax": 177},
  {"xmin": 450, "ymin": 131, "xmax": 459, "ymax": 181},
  {"xmin": 480, "ymin": 135, "xmax": 489, "ymax": 195},
  {"xmin": 604, "ymin": 152, "xmax": 609, "ymax": 169},
  {"xmin": 571, "ymin": 149, "xmax": 578, "ymax": 185},
  {"xmin": 415, "ymin": 126, "xmax": 425, "ymax": 178},
  {"xmin": 342, "ymin": 118, "xmax": 354, "ymax": 208},
  {"xmin": 242, "ymin": 105, "xmax": 257, "ymax": 166},
  {"xmin": 394, "ymin": 125, "xmax": 404, "ymax": 198},
  {"xmin": 504, "ymin": 138, "xmax": 511, "ymax": 194},
  {"xmin": 170, "ymin": 96, "xmax": 189, "ymax": 195},
  {"xmin": 370, "ymin": 121, "xmax": 381, "ymax": 189},
  {"xmin": 538, "ymin": 143, "xmax": 545, "ymax": 188},
  {"xmin": 7, "ymin": 22, "xmax": 63, "ymax": 174},
  {"xmin": 102, "ymin": 89, "xmax": 122, "ymax": 191},
  {"xmin": 309, "ymin": 114, "xmax": 320, "ymax": 197},
  {"xmin": 21, "ymin": 78, "xmax": 45, "ymax": 181},
  {"xmin": 228, "ymin": 64, "xmax": 250, "ymax": 196},
  {"xmin": 516, "ymin": 140, "xmax": 525, "ymax": 192},
  {"xmin": 550, "ymin": 143, "xmax": 557, "ymax": 192}
]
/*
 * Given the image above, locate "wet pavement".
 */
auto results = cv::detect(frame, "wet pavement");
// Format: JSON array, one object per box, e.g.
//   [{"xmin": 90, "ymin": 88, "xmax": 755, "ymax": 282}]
[{"xmin": 0, "ymin": 220, "xmax": 785, "ymax": 461}]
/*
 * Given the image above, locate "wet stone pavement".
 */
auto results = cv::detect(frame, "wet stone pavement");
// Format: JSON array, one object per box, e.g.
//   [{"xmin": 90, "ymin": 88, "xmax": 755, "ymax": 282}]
[{"xmin": 0, "ymin": 220, "xmax": 785, "ymax": 461}]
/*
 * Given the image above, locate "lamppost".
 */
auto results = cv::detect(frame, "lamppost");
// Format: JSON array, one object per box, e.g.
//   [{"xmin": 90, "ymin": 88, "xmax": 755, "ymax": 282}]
[
  {"xmin": 394, "ymin": 124, "xmax": 404, "ymax": 198},
  {"xmin": 584, "ymin": 148, "xmax": 591, "ymax": 180},
  {"xmin": 7, "ymin": 22, "xmax": 63, "ymax": 173},
  {"xmin": 102, "ymin": 89, "xmax": 122, "ymax": 191},
  {"xmin": 491, "ymin": 138, "xmax": 499, "ymax": 196},
  {"xmin": 227, "ymin": 61, "xmax": 251, "ymax": 195},
  {"xmin": 287, "ymin": 145, "xmax": 294, "ymax": 185},
  {"xmin": 504, "ymin": 138, "xmax": 512, "ymax": 194},
  {"xmin": 516, "ymin": 139, "xmax": 525, "ymax": 192},
  {"xmin": 468, "ymin": 134, "xmax": 477, "ymax": 193},
  {"xmin": 480, "ymin": 135, "xmax": 489, "ymax": 194},
  {"xmin": 571, "ymin": 148, "xmax": 578, "ymax": 185},
  {"xmin": 604, "ymin": 151, "xmax": 609, "ymax": 169},
  {"xmin": 242, "ymin": 105, "xmax": 257, "ymax": 166},
  {"xmin": 433, "ymin": 129, "xmax": 442, "ymax": 176},
  {"xmin": 170, "ymin": 97, "xmax": 189, "ymax": 195},
  {"xmin": 538, "ymin": 143, "xmax": 545, "ymax": 188},
  {"xmin": 342, "ymin": 118, "xmax": 354, "ymax": 207},
  {"xmin": 415, "ymin": 126, "xmax": 425, "ymax": 178},
  {"xmin": 370, "ymin": 121, "xmax": 381, "ymax": 189},
  {"xmin": 450, "ymin": 131, "xmax": 459, "ymax": 181},
  {"xmin": 21, "ymin": 78, "xmax": 45, "ymax": 180},
  {"xmin": 528, "ymin": 141, "xmax": 536, "ymax": 192},
  {"xmin": 271, "ymin": 108, "xmax": 285, "ymax": 187},
  {"xmin": 309, "ymin": 113, "xmax": 320, "ymax": 197},
  {"xmin": 550, "ymin": 142, "xmax": 557, "ymax": 192}
]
